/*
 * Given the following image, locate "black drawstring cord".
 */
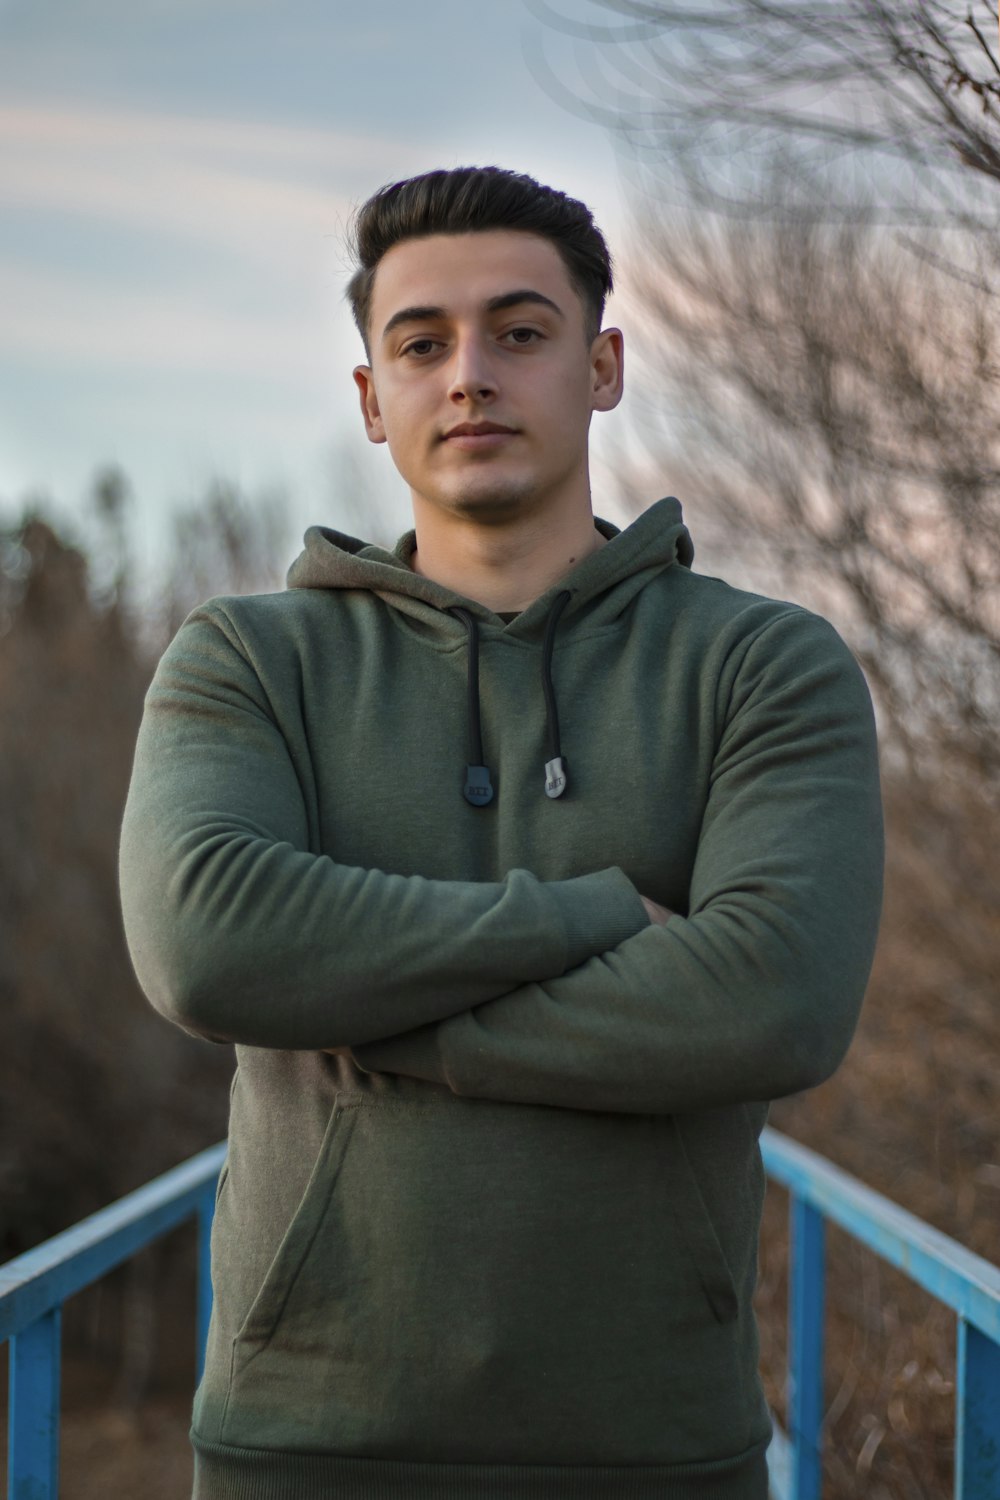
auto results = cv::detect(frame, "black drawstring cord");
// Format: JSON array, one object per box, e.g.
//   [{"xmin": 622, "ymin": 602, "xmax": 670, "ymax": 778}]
[
  {"xmin": 450, "ymin": 591, "xmax": 573, "ymax": 806},
  {"xmin": 541, "ymin": 591, "xmax": 572, "ymax": 798},
  {"xmin": 449, "ymin": 606, "xmax": 494, "ymax": 806}
]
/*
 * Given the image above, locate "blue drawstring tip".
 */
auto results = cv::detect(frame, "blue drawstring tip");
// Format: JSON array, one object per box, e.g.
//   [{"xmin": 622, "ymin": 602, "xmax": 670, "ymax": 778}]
[{"xmin": 464, "ymin": 765, "xmax": 494, "ymax": 806}]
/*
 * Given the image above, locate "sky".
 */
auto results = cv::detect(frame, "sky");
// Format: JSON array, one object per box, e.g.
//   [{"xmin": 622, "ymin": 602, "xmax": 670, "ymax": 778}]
[{"xmin": 0, "ymin": 0, "xmax": 659, "ymax": 594}]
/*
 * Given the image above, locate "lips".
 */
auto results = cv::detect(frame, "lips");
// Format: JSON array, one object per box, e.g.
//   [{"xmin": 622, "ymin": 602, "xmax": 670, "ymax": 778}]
[{"xmin": 444, "ymin": 422, "xmax": 517, "ymax": 439}]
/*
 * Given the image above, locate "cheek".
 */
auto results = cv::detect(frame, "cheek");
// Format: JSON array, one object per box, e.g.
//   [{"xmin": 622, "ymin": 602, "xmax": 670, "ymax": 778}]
[
  {"xmin": 535, "ymin": 361, "xmax": 591, "ymax": 425},
  {"xmin": 377, "ymin": 389, "xmax": 420, "ymax": 453},
  {"xmin": 380, "ymin": 398, "xmax": 438, "ymax": 484},
  {"xmin": 547, "ymin": 386, "xmax": 591, "ymax": 450}
]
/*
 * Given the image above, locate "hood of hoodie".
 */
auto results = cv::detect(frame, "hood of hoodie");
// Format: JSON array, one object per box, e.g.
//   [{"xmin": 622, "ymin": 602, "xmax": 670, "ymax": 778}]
[
  {"xmin": 286, "ymin": 496, "xmax": 695, "ymax": 806},
  {"xmin": 285, "ymin": 494, "xmax": 694, "ymax": 636}
]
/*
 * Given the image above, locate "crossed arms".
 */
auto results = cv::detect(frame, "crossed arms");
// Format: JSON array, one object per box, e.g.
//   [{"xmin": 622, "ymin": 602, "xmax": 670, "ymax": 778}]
[{"xmin": 119, "ymin": 599, "xmax": 884, "ymax": 1118}]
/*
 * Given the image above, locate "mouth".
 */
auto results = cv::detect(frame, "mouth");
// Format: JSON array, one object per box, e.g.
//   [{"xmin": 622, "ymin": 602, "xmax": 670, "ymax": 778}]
[{"xmin": 443, "ymin": 423, "xmax": 519, "ymax": 452}]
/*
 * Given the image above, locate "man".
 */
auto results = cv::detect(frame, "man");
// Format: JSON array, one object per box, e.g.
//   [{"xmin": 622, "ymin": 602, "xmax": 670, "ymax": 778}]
[{"xmin": 119, "ymin": 165, "xmax": 883, "ymax": 1500}]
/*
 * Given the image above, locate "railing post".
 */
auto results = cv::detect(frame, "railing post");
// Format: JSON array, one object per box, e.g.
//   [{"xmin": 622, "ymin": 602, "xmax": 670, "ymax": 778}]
[
  {"xmin": 195, "ymin": 1178, "xmax": 216, "ymax": 1384},
  {"xmin": 788, "ymin": 1192, "xmax": 825, "ymax": 1500},
  {"xmin": 955, "ymin": 1315, "xmax": 1000, "ymax": 1499},
  {"xmin": 9, "ymin": 1304, "xmax": 61, "ymax": 1500}
]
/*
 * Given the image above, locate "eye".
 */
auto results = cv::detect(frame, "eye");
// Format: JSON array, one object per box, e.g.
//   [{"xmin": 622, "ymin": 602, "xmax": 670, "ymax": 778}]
[
  {"xmin": 401, "ymin": 338, "xmax": 438, "ymax": 357},
  {"xmin": 505, "ymin": 327, "xmax": 541, "ymax": 345}
]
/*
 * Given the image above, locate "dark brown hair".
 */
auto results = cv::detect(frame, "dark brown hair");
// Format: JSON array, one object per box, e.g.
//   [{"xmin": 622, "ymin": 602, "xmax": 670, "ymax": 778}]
[{"xmin": 345, "ymin": 165, "xmax": 614, "ymax": 359}]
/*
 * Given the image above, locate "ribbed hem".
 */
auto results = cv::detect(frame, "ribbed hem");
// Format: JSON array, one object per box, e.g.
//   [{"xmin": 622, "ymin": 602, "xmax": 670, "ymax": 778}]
[{"xmin": 191, "ymin": 1432, "xmax": 771, "ymax": 1500}]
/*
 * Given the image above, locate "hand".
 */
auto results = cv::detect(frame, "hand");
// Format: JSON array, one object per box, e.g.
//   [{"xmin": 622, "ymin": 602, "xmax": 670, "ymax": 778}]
[{"xmin": 639, "ymin": 894, "xmax": 676, "ymax": 927}]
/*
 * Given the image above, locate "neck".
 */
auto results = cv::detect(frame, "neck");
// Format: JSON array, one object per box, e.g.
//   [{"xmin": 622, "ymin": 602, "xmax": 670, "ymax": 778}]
[{"xmin": 408, "ymin": 495, "xmax": 608, "ymax": 613}]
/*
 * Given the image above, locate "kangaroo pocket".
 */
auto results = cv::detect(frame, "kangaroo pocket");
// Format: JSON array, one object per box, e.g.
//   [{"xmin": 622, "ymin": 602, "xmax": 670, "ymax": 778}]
[
  {"xmin": 219, "ymin": 1093, "xmax": 761, "ymax": 1465},
  {"xmin": 666, "ymin": 1114, "xmax": 740, "ymax": 1324}
]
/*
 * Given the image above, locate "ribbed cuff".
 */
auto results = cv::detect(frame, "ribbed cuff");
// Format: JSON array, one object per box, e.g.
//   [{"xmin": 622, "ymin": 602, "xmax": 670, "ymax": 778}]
[
  {"xmin": 546, "ymin": 865, "xmax": 651, "ymax": 972},
  {"xmin": 352, "ymin": 1019, "xmax": 446, "ymax": 1083}
]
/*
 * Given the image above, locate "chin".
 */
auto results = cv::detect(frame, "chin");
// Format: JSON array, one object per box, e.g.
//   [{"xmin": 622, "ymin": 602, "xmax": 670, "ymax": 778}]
[{"xmin": 440, "ymin": 479, "xmax": 540, "ymax": 524}]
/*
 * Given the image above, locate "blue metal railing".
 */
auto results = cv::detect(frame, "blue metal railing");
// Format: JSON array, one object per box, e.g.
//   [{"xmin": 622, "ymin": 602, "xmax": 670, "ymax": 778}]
[
  {"xmin": 0, "ymin": 1142, "xmax": 225, "ymax": 1499},
  {"xmin": 761, "ymin": 1130, "xmax": 1000, "ymax": 1500},
  {"xmin": 2, "ymin": 1128, "xmax": 999, "ymax": 1498}
]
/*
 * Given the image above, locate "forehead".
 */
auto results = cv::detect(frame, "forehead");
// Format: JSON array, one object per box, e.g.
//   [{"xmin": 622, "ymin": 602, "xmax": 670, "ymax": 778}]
[{"xmin": 371, "ymin": 230, "xmax": 576, "ymax": 328}]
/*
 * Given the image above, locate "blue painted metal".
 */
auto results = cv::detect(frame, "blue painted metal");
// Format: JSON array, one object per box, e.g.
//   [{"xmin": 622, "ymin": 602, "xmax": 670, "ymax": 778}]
[
  {"xmin": 1, "ymin": 1143, "xmax": 225, "ymax": 1500},
  {"xmin": 760, "ymin": 1129, "xmax": 1000, "ymax": 1345},
  {"xmin": 9, "ymin": 1305, "xmax": 61, "ymax": 1500},
  {"xmin": 3, "ymin": 1127, "xmax": 1000, "ymax": 1500},
  {"xmin": 0, "ymin": 1144, "xmax": 227, "ymax": 1345},
  {"xmin": 761, "ymin": 1126, "xmax": 1000, "ymax": 1499},
  {"xmin": 787, "ymin": 1195, "xmax": 824, "ymax": 1500},
  {"xmin": 955, "ymin": 1317, "xmax": 1000, "ymax": 1499},
  {"xmin": 765, "ymin": 1417, "xmax": 792, "ymax": 1500},
  {"xmin": 196, "ymin": 1176, "xmax": 220, "ymax": 1384}
]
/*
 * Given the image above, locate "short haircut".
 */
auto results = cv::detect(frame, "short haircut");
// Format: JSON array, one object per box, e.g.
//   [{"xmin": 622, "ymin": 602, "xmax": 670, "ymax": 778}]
[{"xmin": 345, "ymin": 165, "xmax": 614, "ymax": 359}]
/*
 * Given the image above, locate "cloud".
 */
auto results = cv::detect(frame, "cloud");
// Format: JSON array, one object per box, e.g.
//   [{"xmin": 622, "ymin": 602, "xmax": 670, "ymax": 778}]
[
  {"xmin": 0, "ymin": 254, "xmax": 337, "ymax": 378},
  {"xmin": 0, "ymin": 98, "xmax": 395, "ymax": 168},
  {"xmin": 0, "ymin": 98, "xmax": 433, "ymax": 374},
  {"xmin": 0, "ymin": 100, "xmax": 423, "ymax": 272}
]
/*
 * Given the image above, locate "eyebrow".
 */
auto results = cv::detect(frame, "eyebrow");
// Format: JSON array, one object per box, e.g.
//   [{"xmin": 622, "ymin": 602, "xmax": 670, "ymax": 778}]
[{"xmin": 380, "ymin": 289, "xmax": 565, "ymax": 344}]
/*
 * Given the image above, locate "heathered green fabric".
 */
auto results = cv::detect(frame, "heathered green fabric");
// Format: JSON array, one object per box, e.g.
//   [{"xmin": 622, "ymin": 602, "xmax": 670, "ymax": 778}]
[{"xmin": 118, "ymin": 496, "xmax": 884, "ymax": 1500}]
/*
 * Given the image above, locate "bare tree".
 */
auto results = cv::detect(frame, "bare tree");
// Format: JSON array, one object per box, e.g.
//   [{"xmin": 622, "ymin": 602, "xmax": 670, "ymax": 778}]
[
  {"xmin": 143, "ymin": 473, "xmax": 295, "ymax": 655},
  {"xmin": 617, "ymin": 200, "xmax": 999, "ymax": 785},
  {"xmin": 524, "ymin": 0, "xmax": 1000, "ymax": 222}
]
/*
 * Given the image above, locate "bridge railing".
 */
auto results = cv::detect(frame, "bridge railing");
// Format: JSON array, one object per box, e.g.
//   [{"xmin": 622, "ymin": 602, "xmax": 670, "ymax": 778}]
[
  {"xmin": 2, "ymin": 1128, "xmax": 999, "ymax": 1499},
  {"xmin": 0, "ymin": 1142, "xmax": 225, "ymax": 1499},
  {"xmin": 761, "ymin": 1130, "xmax": 1000, "ymax": 1500}
]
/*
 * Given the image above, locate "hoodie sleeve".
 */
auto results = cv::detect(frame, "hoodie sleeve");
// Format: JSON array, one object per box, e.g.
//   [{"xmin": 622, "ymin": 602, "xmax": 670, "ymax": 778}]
[
  {"xmin": 117, "ymin": 602, "xmax": 650, "ymax": 1049},
  {"xmin": 351, "ymin": 609, "xmax": 885, "ymax": 1114}
]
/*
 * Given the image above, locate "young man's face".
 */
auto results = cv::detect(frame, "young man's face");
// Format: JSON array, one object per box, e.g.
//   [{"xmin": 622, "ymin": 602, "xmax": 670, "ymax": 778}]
[{"xmin": 353, "ymin": 229, "xmax": 623, "ymax": 528}]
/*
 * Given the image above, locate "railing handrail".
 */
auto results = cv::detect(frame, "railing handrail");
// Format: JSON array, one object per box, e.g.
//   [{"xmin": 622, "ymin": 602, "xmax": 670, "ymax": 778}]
[
  {"xmin": 0, "ymin": 1142, "xmax": 226, "ymax": 1344},
  {"xmin": 4, "ymin": 1125, "xmax": 1000, "ymax": 1499},
  {"xmin": 760, "ymin": 1125, "xmax": 1000, "ymax": 1500},
  {"xmin": 760, "ymin": 1126, "xmax": 1000, "ymax": 1339},
  {"xmin": 6, "ymin": 1132, "xmax": 995, "ymax": 1339}
]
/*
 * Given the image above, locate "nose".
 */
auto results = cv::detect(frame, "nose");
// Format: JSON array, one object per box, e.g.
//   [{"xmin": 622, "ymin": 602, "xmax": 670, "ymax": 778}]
[{"xmin": 446, "ymin": 332, "xmax": 497, "ymax": 405}]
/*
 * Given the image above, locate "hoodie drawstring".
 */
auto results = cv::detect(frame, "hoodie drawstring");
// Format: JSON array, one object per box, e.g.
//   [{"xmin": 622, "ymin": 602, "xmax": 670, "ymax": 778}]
[
  {"xmin": 449, "ymin": 590, "xmax": 572, "ymax": 807},
  {"xmin": 540, "ymin": 591, "xmax": 571, "ymax": 799},
  {"xmin": 449, "ymin": 606, "xmax": 494, "ymax": 807}
]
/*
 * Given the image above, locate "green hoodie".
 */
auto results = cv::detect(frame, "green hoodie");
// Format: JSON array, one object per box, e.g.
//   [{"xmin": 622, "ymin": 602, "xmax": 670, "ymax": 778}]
[{"xmin": 118, "ymin": 496, "xmax": 883, "ymax": 1500}]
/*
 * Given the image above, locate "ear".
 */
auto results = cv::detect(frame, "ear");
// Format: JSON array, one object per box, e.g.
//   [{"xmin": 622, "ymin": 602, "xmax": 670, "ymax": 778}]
[
  {"xmin": 353, "ymin": 364, "xmax": 387, "ymax": 445},
  {"xmin": 589, "ymin": 327, "xmax": 624, "ymax": 415}
]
